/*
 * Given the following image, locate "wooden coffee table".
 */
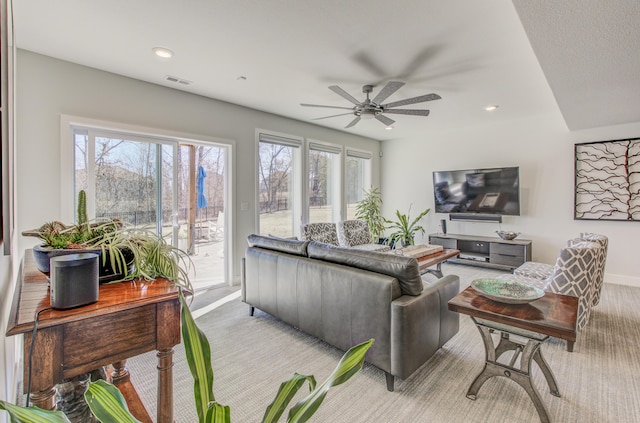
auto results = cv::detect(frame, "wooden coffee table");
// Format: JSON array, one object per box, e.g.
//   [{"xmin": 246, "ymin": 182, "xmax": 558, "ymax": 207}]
[
  {"xmin": 415, "ymin": 248, "xmax": 460, "ymax": 278},
  {"xmin": 448, "ymin": 286, "xmax": 578, "ymax": 423}
]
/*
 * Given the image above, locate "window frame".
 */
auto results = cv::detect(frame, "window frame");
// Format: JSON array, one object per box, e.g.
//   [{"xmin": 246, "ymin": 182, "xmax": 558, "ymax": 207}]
[
  {"xmin": 60, "ymin": 115, "xmax": 235, "ymax": 284},
  {"xmin": 255, "ymin": 129, "xmax": 304, "ymax": 238},
  {"xmin": 255, "ymin": 129, "xmax": 373, "ymax": 237},
  {"xmin": 345, "ymin": 148, "xmax": 373, "ymax": 220},
  {"xmin": 305, "ymin": 139, "xmax": 343, "ymax": 224}
]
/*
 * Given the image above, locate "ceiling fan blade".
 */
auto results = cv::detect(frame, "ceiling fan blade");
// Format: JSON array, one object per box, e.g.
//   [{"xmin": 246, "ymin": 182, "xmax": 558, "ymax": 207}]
[
  {"xmin": 382, "ymin": 93, "xmax": 441, "ymax": 108},
  {"xmin": 301, "ymin": 103, "xmax": 354, "ymax": 110},
  {"xmin": 371, "ymin": 81, "xmax": 405, "ymax": 105},
  {"xmin": 329, "ymin": 85, "xmax": 361, "ymax": 105},
  {"xmin": 375, "ymin": 114, "xmax": 395, "ymax": 126},
  {"xmin": 313, "ymin": 112, "xmax": 355, "ymax": 120},
  {"xmin": 345, "ymin": 116, "xmax": 361, "ymax": 128},
  {"xmin": 383, "ymin": 109, "xmax": 430, "ymax": 116}
]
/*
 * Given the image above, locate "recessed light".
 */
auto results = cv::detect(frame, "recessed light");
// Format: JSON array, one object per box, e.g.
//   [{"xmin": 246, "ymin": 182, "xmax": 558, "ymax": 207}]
[
  {"xmin": 484, "ymin": 105, "xmax": 499, "ymax": 112},
  {"xmin": 385, "ymin": 126, "xmax": 394, "ymax": 130},
  {"xmin": 152, "ymin": 47, "xmax": 174, "ymax": 59}
]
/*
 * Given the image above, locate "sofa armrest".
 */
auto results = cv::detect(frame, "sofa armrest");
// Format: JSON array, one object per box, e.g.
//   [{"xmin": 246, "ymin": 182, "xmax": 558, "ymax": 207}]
[
  {"xmin": 423, "ymin": 275, "xmax": 460, "ymax": 346},
  {"xmin": 390, "ymin": 275, "xmax": 460, "ymax": 380}
]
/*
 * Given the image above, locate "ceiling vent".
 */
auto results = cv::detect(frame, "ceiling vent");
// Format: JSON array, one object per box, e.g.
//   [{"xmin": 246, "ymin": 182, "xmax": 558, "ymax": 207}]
[{"xmin": 165, "ymin": 75, "xmax": 192, "ymax": 86}]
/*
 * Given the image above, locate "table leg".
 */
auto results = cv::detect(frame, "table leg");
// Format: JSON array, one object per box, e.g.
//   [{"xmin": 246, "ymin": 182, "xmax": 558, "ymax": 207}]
[
  {"xmin": 533, "ymin": 349, "xmax": 560, "ymax": 396},
  {"xmin": 111, "ymin": 361, "xmax": 152, "ymax": 423},
  {"xmin": 29, "ymin": 387, "xmax": 57, "ymax": 411},
  {"xmin": 566, "ymin": 340, "xmax": 574, "ymax": 352},
  {"xmin": 426, "ymin": 263, "xmax": 444, "ymax": 279},
  {"xmin": 467, "ymin": 321, "xmax": 556, "ymax": 423},
  {"xmin": 157, "ymin": 348, "xmax": 174, "ymax": 423},
  {"xmin": 491, "ymin": 360, "xmax": 552, "ymax": 423},
  {"xmin": 466, "ymin": 363, "xmax": 499, "ymax": 400}
]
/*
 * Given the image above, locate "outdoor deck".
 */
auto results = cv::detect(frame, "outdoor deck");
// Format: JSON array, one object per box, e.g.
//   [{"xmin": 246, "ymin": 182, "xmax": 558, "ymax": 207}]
[{"xmin": 188, "ymin": 239, "xmax": 226, "ymax": 291}]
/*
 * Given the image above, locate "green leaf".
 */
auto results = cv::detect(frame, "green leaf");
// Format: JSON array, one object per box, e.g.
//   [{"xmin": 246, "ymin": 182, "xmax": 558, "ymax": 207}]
[
  {"xmin": 354, "ymin": 187, "xmax": 385, "ymax": 241},
  {"xmin": 84, "ymin": 380, "xmax": 141, "ymax": 423},
  {"xmin": 205, "ymin": 402, "xmax": 231, "ymax": 423},
  {"xmin": 0, "ymin": 401, "xmax": 71, "ymax": 423},
  {"xmin": 180, "ymin": 290, "xmax": 215, "ymax": 422},
  {"xmin": 286, "ymin": 339, "xmax": 373, "ymax": 423},
  {"xmin": 262, "ymin": 373, "xmax": 316, "ymax": 423},
  {"xmin": 385, "ymin": 206, "xmax": 430, "ymax": 246}
]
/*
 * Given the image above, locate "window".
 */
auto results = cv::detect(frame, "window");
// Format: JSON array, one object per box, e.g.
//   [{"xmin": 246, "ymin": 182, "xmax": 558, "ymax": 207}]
[
  {"xmin": 345, "ymin": 149, "xmax": 372, "ymax": 219},
  {"xmin": 257, "ymin": 132, "xmax": 302, "ymax": 238},
  {"xmin": 257, "ymin": 130, "xmax": 372, "ymax": 236},
  {"xmin": 69, "ymin": 122, "xmax": 230, "ymax": 290},
  {"xmin": 308, "ymin": 142, "xmax": 341, "ymax": 223},
  {"xmin": 73, "ymin": 129, "xmax": 171, "ymax": 231}
]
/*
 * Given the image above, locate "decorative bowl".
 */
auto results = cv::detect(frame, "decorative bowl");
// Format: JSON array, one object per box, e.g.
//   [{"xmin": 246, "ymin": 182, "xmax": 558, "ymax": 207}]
[
  {"xmin": 496, "ymin": 230, "xmax": 520, "ymax": 240},
  {"xmin": 471, "ymin": 278, "xmax": 544, "ymax": 304}
]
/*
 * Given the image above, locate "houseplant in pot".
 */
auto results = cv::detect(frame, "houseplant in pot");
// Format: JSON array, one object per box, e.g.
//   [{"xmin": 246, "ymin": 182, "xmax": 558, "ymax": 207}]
[
  {"xmin": 355, "ymin": 187, "xmax": 385, "ymax": 243},
  {"xmin": 385, "ymin": 205, "xmax": 430, "ymax": 248},
  {"xmin": 23, "ymin": 190, "xmax": 189, "ymax": 286}
]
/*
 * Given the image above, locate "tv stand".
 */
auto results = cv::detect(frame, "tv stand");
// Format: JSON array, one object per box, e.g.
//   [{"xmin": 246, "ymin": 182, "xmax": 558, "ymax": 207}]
[{"xmin": 428, "ymin": 233, "xmax": 532, "ymax": 271}]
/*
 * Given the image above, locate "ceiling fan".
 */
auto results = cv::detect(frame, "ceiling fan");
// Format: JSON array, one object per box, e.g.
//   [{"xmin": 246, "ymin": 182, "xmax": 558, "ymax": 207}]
[{"xmin": 301, "ymin": 81, "xmax": 441, "ymax": 128}]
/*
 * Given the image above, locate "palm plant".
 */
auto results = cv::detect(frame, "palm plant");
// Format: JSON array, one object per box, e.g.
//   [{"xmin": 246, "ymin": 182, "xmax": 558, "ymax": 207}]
[
  {"xmin": 355, "ymin": 187, "xmax": 385, "ymax": 242},
  {"xmin": 385, "ymin": 205, "xmax": 430, "ymax": 247}
]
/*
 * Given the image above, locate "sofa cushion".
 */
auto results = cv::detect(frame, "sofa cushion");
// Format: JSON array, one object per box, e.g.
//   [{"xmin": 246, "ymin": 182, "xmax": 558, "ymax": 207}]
[
  {"xmin": 247, "ymin": 234, "xmax": 309, "ymax": 256},
  {"xmin": 307, "ymin": 241, "xmax": 423, "ymax": 295}
]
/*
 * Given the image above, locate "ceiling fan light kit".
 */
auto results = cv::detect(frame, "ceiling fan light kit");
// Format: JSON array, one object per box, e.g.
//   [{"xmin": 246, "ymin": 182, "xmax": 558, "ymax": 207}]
[{"xmin": 301, "ymin": 81, "xmax": 441, "ymax": 129}]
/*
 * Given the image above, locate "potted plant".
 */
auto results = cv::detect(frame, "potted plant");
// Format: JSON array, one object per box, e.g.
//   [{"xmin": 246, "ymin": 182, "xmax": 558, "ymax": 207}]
[
  {"xmin": 355, "ymin": 187, "xmax": 385, "ymax": 243},
  {"xmin": 23, "ymin": 190, "xmax": 191, "ymax": 287},
  {"xmin": 385, "ymin": 205, "xmax": 430, "ymax": 248}
]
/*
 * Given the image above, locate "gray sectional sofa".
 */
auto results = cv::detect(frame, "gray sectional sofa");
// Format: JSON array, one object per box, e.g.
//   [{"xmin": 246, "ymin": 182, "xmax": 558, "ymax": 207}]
[{"xmin": 241, "ymin": 234, "xmax": 460, "ymax": 391}]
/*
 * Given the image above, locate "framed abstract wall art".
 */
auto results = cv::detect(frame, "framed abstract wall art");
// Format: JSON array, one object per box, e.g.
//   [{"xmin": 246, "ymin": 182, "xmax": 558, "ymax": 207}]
[{"xmin": 574, "ymin": 137, "xmax": 640, "ymax": 221}]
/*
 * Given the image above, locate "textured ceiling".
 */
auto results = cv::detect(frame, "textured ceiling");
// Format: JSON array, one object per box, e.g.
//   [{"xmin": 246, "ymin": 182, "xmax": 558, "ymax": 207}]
[
  {"xmin": 11, "ymin": 1, "xmax": 639, "ymax": 140},
  {"xmin": 513, "ymin": 0, "xmax": 640, "ymax": 131}
]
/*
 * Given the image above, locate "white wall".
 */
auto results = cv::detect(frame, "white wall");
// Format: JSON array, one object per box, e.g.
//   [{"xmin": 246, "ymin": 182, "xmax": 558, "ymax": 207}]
[
  {"xmin": 382, "ymin": 111, "xmax": 640, "ymax": 287},
  {"xmin": 15, "ymin": 50, "xmax": 381, "ymax": 282}
]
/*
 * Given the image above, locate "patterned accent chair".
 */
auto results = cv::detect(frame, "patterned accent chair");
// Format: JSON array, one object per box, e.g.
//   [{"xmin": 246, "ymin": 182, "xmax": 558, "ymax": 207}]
[
  {"xmin": 301, "ymin": 222, "xmax": 339, "ymax": 246},
  {"xmin": 514, "ymin": 233, "xmax": 608, "ymax": 306},
  {"xmin": 579, "ymin": 233, "xmax": 608, "ymax": 306},
  {"xmin": 503, "ymin": 240, "xmax": 602, "ymax": 331},
  {"xmin": 336, "ymin": 220, "xmax": 390, "ymax": 252}
]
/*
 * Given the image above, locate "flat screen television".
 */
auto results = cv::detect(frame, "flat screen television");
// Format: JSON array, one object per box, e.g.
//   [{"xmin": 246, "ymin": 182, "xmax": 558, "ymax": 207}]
[{"xmin": 432, "ymin": 167, "xmax": 520, "ymax": 216}]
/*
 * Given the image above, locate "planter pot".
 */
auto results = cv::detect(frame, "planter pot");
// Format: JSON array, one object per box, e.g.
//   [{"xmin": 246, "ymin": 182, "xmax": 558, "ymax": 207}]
[{"xmin": 33, "ymin": 244, "xmax": 135, "ymax": 283}]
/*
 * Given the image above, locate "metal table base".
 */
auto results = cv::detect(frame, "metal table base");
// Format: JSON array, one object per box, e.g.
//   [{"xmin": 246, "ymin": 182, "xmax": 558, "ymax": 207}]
[{"xmin": 466, "ymin": 318, "xmax": 560, "ymax": 423}]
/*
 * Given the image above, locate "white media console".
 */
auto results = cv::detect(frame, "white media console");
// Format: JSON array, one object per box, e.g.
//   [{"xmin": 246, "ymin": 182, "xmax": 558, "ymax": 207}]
[{"xmin": 428, "ymin": 233, "xmax": 532, "ymax": 271}]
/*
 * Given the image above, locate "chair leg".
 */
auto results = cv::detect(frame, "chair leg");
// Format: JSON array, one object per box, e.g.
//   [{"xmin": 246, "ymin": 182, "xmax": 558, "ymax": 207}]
[
  {"xmin": 249, "ymin": 306, "xmax": 255, "ymax": 316},
  {"xmin": 566, "ymin": 340, "xmax": 574, "ymax": 352}
]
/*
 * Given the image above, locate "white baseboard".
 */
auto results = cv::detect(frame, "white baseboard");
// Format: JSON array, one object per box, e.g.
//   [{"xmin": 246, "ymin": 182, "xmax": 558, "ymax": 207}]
[{"xmin": 604, "ymin": 273, "xmax": 640, "ymax": 289}]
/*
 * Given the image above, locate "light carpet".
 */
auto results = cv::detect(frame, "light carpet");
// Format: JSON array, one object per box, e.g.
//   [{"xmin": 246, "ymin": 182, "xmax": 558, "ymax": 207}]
[{"xmin": 127, "ymin": 263, "xmax": 640, "ymax": 422}]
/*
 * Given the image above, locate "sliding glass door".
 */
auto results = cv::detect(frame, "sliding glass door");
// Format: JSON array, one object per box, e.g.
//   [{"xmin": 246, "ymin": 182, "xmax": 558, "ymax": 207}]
[{"xmin": 73, "ymin": 128, "xmax": 228, "ymax": 290}]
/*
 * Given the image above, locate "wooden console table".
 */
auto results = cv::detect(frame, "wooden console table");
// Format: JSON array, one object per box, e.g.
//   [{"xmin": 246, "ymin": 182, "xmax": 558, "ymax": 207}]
[{"xmin": 6, "ymin": 250, "xmax": 180, "ymax": 423}]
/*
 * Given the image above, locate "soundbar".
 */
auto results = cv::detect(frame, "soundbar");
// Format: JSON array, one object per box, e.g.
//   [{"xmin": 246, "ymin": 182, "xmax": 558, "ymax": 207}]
[{"xmin": 449, "ymin": 213, "xmax": 502, "ymax": 223}]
